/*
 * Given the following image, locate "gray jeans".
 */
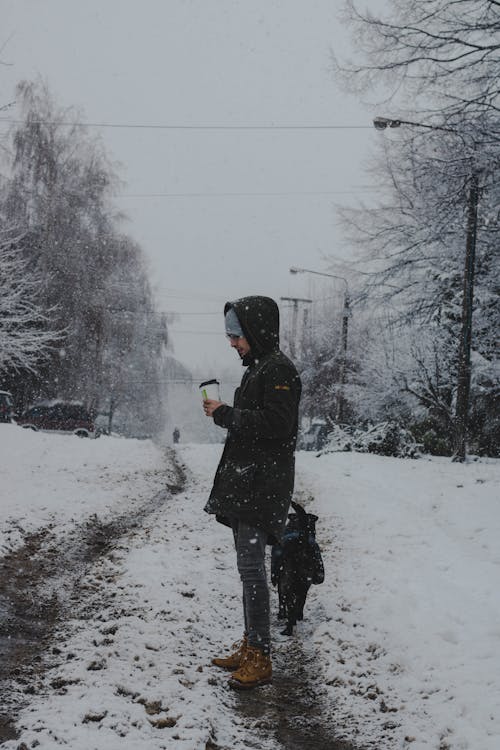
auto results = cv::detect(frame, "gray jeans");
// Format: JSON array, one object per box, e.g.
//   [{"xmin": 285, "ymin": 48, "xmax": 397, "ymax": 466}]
[{"xmin": 231, "ymin": 519, "xmax": 270, "ymax": 654}]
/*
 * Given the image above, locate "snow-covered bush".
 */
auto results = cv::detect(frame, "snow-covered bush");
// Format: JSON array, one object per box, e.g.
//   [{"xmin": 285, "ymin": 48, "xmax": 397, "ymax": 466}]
[
  {"xmin": 322, "ymin": 421, "xmax": 420, "ymax": 459},
  {"xmin": 321, "ymin": 424, "xmax": 357, "ymax": 453}
]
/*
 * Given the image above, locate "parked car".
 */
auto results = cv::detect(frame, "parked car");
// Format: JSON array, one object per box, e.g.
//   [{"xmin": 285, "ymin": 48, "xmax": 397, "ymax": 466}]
[
  {"xmin": 0, "ymin": 390, "xmax": 15, "ymax": 423},
  {"xmin": 16, "ymin": 402, "xmax": 96, "ymax": 437}
]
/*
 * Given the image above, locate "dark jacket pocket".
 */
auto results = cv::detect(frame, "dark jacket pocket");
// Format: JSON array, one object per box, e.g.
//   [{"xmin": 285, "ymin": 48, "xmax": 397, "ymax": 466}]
[{"xmin": 210, "ymin": 460, "xmax": 256, "ymax": 501}]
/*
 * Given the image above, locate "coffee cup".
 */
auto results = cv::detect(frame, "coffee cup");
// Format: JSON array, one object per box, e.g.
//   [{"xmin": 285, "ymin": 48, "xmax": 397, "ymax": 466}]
[{"xmin": 199, "ymin": 379, "xmax": 220, "ymax": 401}]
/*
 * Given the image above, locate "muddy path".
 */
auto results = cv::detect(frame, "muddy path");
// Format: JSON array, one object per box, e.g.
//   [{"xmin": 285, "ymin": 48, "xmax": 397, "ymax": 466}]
[
  {"xmin": 1, "ymin": 454, "xmax": 362, "ymax": 750},
  {"xmin": 222, "ymin": 487, "xmax": 361, "ymax": 750},
  {"xmin": 229, "ymin": 501, "xmax": 360, "ymax": 750},
  {"xmin": 233, "ymin": 635, "xmax": 359, "ymax": 750},
  {"xmin": 0, "ymin": 448, "xmax": 186, "ymax": 744}
]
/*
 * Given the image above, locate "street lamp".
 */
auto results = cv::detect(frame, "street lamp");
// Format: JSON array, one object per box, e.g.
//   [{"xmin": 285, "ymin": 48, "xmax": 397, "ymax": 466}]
[
  {"xmin": 290, "ymin": 266, "xmax": 351, "ymax": 423},
  {"xmin": 373, "ymin": 116, "xmax": 479, "ymax": 462},
  {"xmin": 372, "ymin": 116, "xmax": 458, "ymax": 135},
  {"xmin": 373, "ymin": 116, "xmax": 401, "ymax": 130},
  {"xmin": 279, "ymin": 295, "xmax": 312, "ymax": 359}
]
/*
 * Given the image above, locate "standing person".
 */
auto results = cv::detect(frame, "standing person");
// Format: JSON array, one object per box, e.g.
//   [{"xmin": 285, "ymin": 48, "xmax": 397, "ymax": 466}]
[{"xmin": 203, "ymin": 296, "xmax": 301, "ymax": 690}]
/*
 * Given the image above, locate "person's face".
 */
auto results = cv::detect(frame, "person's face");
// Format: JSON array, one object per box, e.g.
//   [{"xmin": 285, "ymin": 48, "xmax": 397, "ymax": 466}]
[{"xmin": 228, "ymin": 334, "xmax": 251, "ymax": 359}]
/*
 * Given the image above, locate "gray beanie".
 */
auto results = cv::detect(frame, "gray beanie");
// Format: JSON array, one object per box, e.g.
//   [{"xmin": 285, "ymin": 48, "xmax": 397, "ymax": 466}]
[{"xmin": 225, "ymin": 307, "xmax": 244, "ymax": 337}]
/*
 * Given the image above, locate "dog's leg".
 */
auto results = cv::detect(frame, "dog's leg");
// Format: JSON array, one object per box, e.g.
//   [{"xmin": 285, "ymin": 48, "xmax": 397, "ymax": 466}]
[
  {"xmin": 297, "ymin": 585, "xmax": 309, "ymax": 621},
  {"xmin": 279, "ymin": 588, "xmax": 295, "ymax": 635},
  {"xmin": 282, "ymin": 590, "xmax": 299, "ymax": 636}
]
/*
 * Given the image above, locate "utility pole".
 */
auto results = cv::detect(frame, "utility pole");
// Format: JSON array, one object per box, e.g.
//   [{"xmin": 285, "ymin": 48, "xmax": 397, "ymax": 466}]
[
  {"xmin": 337, "ymin": 291, "xmax": 351, "ymax": 424},
  {"xmin": 302, "ymin": 306, "xmax": 310, "ymax": 354},
  {"xmin": 453, "ymin": 170, "xmax": 480, "ymax": 462},
  {"xmin": 280, "ymin": 296, "xmax": 312, "ymax": 359},
  {"xmin": 373, "ymin": 117, "xmax": 482, "ymax": 463},
  {"xmin": 289, "ymin": 267, "xmax": 351, "ymax": 424}
]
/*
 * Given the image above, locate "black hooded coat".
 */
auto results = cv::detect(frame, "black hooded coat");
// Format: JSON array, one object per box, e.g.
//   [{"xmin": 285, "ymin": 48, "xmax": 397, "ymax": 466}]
[{"xmin": 204, "ymin": 296, "xmax": 302, "ymax": 543}]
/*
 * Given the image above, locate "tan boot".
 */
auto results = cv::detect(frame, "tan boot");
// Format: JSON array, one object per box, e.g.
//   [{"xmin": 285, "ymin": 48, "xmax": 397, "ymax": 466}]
[
  {"xmin": 211, "ymin": 635, "xmax": 248, "ymax": 670},
  {"xmin": 228, "ymin": 645, "xmax": 272, "ymax": 690}
]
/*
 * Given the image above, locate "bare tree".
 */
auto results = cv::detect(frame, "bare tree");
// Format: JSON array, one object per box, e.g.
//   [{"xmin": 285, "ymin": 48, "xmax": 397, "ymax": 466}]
[
  {"xmin": 337, "ymin": 0, "xmax": 500, "ymax": 126},
  {"xmin": 340, "ymin": 128, "xmax": 498, "ymax": 322},
  {"xmin": 329, "ymin": 0, "xmax": 500, "ymax": 456},
  {"xmin": 337, "ymin": 128, "xmax": 499, "ymax": 449},
  {"xmin": 0, "ymin": 230, "xmax": 60, "ymax": 374},
  {"xmin": 1, "ymin": 80, "xmax": 170, "ymax": 434}
]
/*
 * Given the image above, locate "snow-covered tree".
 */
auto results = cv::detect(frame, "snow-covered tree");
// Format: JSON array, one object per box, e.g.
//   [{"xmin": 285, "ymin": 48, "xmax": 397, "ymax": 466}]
[
  {"xmin": 0, "ymin": 230, "xmax": 60, "ymax": 374},
  {"xmin": 337, "ymin": 0, "xmax": 500, "ymax": 125},
  {"xmin": 0, "ymin": 80, "xmax": 170, "ymax": 434},
  {"xmin": 332, "ymin": 0, "xmax": 500, "ymax": 456}
]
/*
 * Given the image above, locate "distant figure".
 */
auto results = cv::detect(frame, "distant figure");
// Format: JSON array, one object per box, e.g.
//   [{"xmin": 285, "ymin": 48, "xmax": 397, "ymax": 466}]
[{"xmin": 172, "ymin": 426, "xmax": 180, "ymax": 444}]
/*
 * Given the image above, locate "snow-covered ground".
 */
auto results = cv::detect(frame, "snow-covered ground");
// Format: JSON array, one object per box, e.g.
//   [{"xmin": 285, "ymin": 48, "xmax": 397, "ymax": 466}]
[
  {"xmin": 0, "ymin": 423, "xmax": 499, "ymax": 749},
  {"xmin": 295, "ymin": 450, "xmax": 500, "ymax": 750},
  {"xmin": 0, "ymin": 424, "xmax": 168, "ymax": 555}
]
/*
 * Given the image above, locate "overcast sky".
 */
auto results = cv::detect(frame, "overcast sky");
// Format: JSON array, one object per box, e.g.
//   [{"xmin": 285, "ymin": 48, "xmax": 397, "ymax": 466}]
[{"xmin": 1, "ymin": 0, "xmax": 382, "ymax": 377}]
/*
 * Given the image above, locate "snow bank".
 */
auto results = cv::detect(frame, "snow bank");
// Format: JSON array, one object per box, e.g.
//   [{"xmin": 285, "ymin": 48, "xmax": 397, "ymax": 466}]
[
  {"xmin": 0, "ymin": 423, "xmax": 167, "ymax": 553},
  {"xmin": 1, "ymin": 425, "xmax": 499, "ymax": 749},
  {"xmin": 2, "ymin": 442, "xmax": 275, "ymax": 750},
  {"xmin": 297, "ymin": 450, "xmax": 500, "ymax": 749}
]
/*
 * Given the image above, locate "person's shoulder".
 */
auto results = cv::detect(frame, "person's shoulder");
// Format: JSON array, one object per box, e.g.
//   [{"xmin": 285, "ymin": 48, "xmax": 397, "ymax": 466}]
[
  {"xmin": 274, "ymin": 350, "xmax": 300, "ymax": 372},
  {"xmin": 262, "ymin": 351, "xmax": 301, "ymax": 380}
]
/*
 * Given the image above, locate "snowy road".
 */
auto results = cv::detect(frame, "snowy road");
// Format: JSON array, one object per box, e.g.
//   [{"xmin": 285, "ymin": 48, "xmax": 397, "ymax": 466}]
[
  {"xmin": 1, "ymin": 425, "xmax": 499, "ymax": 749},
  {"xmin": 1, "ymin": 439, "xmax": 353, "ymax": 750}
]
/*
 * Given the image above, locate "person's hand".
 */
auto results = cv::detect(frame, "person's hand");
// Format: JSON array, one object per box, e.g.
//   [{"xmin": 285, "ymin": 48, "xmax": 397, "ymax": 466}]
[{"xmin": 203, "ymin": 399, "xmax": 224, "ymax": 417}]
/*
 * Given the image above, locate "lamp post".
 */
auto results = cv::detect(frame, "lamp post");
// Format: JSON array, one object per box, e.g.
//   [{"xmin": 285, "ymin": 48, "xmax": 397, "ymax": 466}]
[
  {"xmin": 279, "ymin": 296, "xmax": 312, "ymax": 359},
  {"xmin": 373, "ymin": 116, "xmax": 479, "ymax": 462},
  {"xmin": 290, "ymin": 266, "xmax": 351, "ymax": 423}
]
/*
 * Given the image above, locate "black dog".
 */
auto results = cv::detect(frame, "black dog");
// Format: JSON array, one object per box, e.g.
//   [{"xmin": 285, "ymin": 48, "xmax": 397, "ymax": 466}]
[{"xmin": 271, "ymin": 501, "xmax": 325, "ymax": 636}]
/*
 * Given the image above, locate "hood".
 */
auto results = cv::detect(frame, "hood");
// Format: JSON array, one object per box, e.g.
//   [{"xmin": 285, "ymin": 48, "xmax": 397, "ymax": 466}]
[{"xmin": 224, "ymin": 296, "xmax": 280, "ymax": 359}]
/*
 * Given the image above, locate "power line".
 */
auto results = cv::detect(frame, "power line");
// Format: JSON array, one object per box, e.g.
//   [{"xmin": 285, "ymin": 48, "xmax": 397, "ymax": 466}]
[
  {"xmin": 170, "ymin": 329, "xmax": 223, "ymax": 336},
  {"xmin": 151, "ymin": 288, "xmax": 227, "ymax": 300},
  {"xmin": 94, "ymin": 282, "xmax": 226, "ymax": 303},
  {"xmin": 117, "ymin": 189, "xmax": 376, "ymax": 198},
  {"xmin": 0, "ymin": 118, "xmax": 373, "ymax": 131},
  {"xmin": 101, "ymin": 378, "xmax": 241, "ymax": 388},
  {"xmin": 120, "ymin": 378, "xmax": 241, "ymax": 385},
  {"xmin": 161, "ymin": 311, "xmax": 222, "ymax": 316}
]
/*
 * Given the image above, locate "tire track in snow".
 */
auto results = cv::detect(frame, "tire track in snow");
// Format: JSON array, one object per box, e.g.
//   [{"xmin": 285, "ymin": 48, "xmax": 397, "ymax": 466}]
[
  {"xmin": 2, "ymin": 446, "xmax": 361, "ymax": 749},
  {"xmin": 0, "ymin": 448, "xmax": 184, "ymax": 745}
]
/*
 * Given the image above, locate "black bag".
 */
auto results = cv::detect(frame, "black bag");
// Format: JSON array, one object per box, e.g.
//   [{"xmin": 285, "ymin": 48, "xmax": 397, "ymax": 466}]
[{"xmin": 271, "ymin": 527, "xmax": 325, "ymax": 586}]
